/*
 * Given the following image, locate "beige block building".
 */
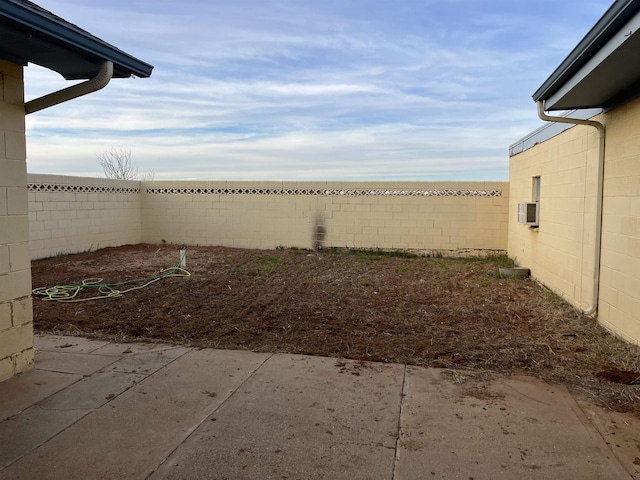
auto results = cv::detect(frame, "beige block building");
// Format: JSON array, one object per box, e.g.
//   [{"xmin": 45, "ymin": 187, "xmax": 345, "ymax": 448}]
[
  {"xmin": 509, "ymin": 0, "xmax": 640, "ymax": 344},
  {"xmin": 0, "ymin": 1, "xmax": 152, "ymax": 381},
  {"xmin": 0, "ymin": 59, "xmax": 32, "ymax": 380}
]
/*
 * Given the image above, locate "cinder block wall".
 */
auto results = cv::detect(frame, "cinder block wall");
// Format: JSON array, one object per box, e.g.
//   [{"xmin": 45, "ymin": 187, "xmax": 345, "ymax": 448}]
[
  {"xmin": 508, "ymin": 121, "xmax": 600, "ymax": 311},
  {"xmin": 597, "ymin": 97, "xmax": 640, "ymax": 343},
  {"xmin": 28, "ymin": 174, "xmax": 142, "ymax": 259},
  {"xmin": 0, "ymin": 60, "xmax": 33, "ymax": 381},
  {"xmin": 141, "ymin": 181, "xmax": 509, "ymax": 253},
  {"xmin": 509, "ymin": 98, "xmax": 640, "ymax": 345},
  {"xmin": 28, "ymin": 178, "xmax": 509, "ymax": 256}
]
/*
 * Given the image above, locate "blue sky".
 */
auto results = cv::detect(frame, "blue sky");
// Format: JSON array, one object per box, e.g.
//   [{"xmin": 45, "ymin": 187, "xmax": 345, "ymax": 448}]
[{"xmin": 24, "ymin": 0, "xmax": 613, "ymax": 181}]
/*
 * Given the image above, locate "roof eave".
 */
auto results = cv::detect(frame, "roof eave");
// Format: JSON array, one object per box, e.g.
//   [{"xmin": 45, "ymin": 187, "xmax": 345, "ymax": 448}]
[
  {"xmin": 0, "ymin": 0, "xmax": 153, "ymax": 79},
  {"xmin": 533, "ymin": 0, "xmax": 640, "ymax": 107}
]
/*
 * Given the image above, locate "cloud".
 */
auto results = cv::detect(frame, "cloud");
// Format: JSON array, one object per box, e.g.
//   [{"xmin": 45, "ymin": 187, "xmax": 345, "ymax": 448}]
[{"xmin": 24, "ymin": 0, "xmax": 613, "ymax": 181}]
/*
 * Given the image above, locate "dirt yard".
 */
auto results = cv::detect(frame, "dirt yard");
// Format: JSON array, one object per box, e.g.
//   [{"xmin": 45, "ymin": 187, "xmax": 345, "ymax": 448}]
[{"xmin": 31, "ymin": 244, "xmax": 640, "ymax": 414}]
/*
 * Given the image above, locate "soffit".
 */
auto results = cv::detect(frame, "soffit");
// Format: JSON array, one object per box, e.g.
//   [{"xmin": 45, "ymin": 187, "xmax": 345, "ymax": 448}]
[
  {"xmin": 533, "ymin": 0, "xmax": 640, "ymax": 111},
  {"xmin": 0, "ymin": 0, "xmax": 152, "ymax": 79}
]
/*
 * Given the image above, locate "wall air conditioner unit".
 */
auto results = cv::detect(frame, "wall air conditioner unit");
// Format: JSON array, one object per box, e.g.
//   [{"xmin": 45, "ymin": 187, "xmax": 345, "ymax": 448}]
[{"xmin": 517, "ymin": 202, "xmax": 539, "ymax": 226}]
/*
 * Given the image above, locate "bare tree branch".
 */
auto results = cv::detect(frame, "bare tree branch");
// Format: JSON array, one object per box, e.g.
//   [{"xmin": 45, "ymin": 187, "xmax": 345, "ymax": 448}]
[{"xmin": 98, "ymin": 147, "xmax": 138, "ymax": 180}]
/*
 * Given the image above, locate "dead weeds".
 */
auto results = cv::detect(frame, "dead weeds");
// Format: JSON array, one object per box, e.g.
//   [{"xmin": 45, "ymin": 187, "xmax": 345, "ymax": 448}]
[{"xmin": 31, "ymin": 244, "xmax": 640, "ymax": 415}]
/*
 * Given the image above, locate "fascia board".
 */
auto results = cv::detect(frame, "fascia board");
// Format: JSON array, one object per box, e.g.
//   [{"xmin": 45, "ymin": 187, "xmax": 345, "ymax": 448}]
[
  {"xmin": 533, "ymin": 0, "xmax": 639, "ymax": 102},
  {"xmin": 543, "ymin": 8, "xmax": 640, "ymax": 110},
  {"xmin": 0, "ymin": 0, "xmax": 153, "ymax": 78}
]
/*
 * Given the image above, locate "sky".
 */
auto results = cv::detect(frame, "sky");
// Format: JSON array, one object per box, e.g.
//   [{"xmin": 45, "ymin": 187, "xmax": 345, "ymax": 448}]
[{"xmin": 23, "ymin": 0, "xmax": 614, "ymax": 181}]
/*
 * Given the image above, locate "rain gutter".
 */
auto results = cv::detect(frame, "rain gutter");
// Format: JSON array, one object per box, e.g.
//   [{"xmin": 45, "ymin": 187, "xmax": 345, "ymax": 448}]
[
  {"xmin": 536, "ymin": 101, "xmax": 605, "ymax": 316},
  {"xmin": 25, "ymin": 60, "xmax": 113, "ymax": 114}
]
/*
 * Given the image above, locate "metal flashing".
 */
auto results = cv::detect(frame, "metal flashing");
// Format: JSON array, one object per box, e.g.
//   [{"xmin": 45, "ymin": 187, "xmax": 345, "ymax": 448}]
[{"xmin": 509, "ymin": 108, "xmax": 602, "ymax": 156}]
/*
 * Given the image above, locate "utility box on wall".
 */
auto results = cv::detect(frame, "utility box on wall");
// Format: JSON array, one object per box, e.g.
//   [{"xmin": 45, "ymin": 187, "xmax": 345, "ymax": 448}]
[{"xmin": 517, "ymin": 202, "xmax": 539, "ymax": 227}]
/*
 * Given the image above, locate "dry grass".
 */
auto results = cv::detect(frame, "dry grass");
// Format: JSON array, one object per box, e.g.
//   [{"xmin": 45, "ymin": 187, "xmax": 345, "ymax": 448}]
[{"xmin": 31, "ymin": 244, "xmax": 640, "ymax": 415}]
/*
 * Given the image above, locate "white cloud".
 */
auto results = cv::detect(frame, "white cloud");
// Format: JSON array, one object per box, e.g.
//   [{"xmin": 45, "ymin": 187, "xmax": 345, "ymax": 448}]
[{"xmin": 24, "ymin": 0, "xmax": 613, "ymax": 181}]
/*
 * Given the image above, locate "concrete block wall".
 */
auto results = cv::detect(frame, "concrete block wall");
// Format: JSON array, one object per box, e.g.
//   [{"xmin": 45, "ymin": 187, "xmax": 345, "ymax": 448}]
[
  {"xmin": 508, "ymin": 121, "xmax": 600, "ymax": 311},
  {"xmin": 141, "ymin": 181, "xmax": 509, "ymax": 253},
  {"xmin": 141, "ymin": 181, "xmax": 316, "ymax": 250},
  {"xmin": 509, "ymin": 97, "xmax": 640, "ymax": 345},
  {"xmin": 0, "ymin": 60, "xmax": 33, "ymax": 382},
  {"xmin": 28, "ymin": 174, "xmax": 142, "ymax": 259},
  {"xmin": 597, "ymin": 97, "xmax": 640, "ymax": 343}
]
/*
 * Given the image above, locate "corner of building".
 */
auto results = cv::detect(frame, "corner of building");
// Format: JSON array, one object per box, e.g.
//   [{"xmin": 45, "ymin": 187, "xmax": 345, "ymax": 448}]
[{"xmin": 0, "ymin": 59, "xmax": 35, "ymax": 381}]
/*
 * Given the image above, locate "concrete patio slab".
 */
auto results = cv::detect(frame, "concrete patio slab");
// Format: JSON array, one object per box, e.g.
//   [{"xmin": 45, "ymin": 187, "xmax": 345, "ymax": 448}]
[
  {"xmin": 1, "ymin": 335, "xmax": 639, "ymax": 480},
  {"xmin": 578, "ymin": 399, "xmax": 640, "ymax": 479},
  {"xmin": 92, "ymin": 341, "xmax": 186, "ymax": 356},
  {"xmin": 149, "ymin": 355, "xmax": 405, "ymax": 480},
  {"xmin": 0, "ymin": 404, "xmax": 91, "ymax": 468},
  {"xmin": 38, "ymin": 370, "xmax": 147, "ymax": 411},
  {"xmin": 34, "ymin": 334, "xmax": 109, "ymax": 353},
  {"xmin": 0, "ymin": 369, "xmax": 81, "ymax": 421},
  {"xmin": 35, "ymin": 350, "xmax": 120, "ymax": 375},
  {"xmin": 1, "ymin": 348, "xmax": 270, "ymax": 480},
  {"xmin": 1, "ymin": 371, "xmax": 146, "ymax": 468},
  {"xmin": 395, "ymin": 367, "xmax": 630, "ymax": 479},
  {"xmin": 102, "ymin": 347, "xmax": 190, "ymax": 375}
]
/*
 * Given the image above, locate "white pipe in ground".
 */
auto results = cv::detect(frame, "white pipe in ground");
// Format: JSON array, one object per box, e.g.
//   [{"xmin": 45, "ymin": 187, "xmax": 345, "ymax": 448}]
[{"xmin": 179, "ymin": 245, "xmax": 187, "ymax": 268}]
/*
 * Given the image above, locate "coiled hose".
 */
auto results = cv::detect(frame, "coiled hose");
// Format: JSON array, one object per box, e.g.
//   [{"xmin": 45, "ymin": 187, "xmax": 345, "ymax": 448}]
[{"xmin": 32, "ymin": 248, "xmax": 191, "ymax": 303}]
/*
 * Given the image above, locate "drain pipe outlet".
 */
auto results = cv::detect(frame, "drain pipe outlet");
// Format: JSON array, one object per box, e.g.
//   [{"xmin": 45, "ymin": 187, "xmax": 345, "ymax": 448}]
[
  {"xmin": 536, "ymin": 101, "xmax": 605, "ymax": 316},
  {"xmin": 25, "ymin": 61, "xmax": 113, "ymax": 115},
  {"xmin": 179, "ymin": 245, "xmax": 187, "ymax": 268}
]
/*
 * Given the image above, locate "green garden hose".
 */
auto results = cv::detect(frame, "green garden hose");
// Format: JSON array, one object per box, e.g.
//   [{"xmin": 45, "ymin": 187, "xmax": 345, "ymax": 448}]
[{"xmin": 32, "ymin": 248, "xmax": 191, "ymax": 303}]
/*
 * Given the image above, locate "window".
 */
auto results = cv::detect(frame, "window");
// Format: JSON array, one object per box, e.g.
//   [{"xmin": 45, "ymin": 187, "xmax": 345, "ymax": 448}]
[{"xmin": 532, "ymin": 176, "xmax": 541, "ymax": 203}]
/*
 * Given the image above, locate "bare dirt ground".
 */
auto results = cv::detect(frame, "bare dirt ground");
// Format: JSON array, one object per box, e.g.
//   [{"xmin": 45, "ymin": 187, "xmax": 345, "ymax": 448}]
[{"xmin": 31, "ymin": 244, "xmax": 640, "ymax": 414}]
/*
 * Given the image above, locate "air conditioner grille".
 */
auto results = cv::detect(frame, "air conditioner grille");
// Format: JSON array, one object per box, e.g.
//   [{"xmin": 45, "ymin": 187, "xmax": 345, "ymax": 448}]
[{"xmin": 517, "ymin": 202, "xmax": 539, "ymax": 226}]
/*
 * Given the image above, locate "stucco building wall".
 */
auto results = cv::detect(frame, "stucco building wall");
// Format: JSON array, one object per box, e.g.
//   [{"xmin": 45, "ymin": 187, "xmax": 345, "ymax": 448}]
[
  {"xmin": 508, "ymin": 98, "xmax": 640, "ymax": 344},
  {"xmin": 0, "ymin": 60, "xmax": 33, "ymax": 382}
]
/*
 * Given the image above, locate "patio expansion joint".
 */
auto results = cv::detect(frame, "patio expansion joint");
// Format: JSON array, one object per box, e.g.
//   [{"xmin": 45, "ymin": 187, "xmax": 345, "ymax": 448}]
[
  {"xmin": 101, "ymin": 349, "xmax": 191, "ymax": 376},
  {"xmin": 391, "ymin": 363, "xmax": 408, "ymax": 480},
  {"xmin": 35, "ymin": 366, "xmax": 110, "ymax": 376},
  {"xmin": 145, "ymin": 352, "xmax": 275, "ymax": 479},
  {"xmin": 36, "ymin": 346, "xmax": 108, "ymax": 354},
  {"xmin": 34, "ymin": 334, "xmax": 110, "ymax": 354},
  {"xmin": 34, "ymin": 367, "xmax": 91, "ymax": 376},
  {"xmin": 33, "ymin": 404, "xmax": 93, "ymax": 413},
  {"xmin": 28, "ymin": 369, "xmax": 86, "ymax": 400},
  {"xmin": 0, "ymin": 404, "xmax": 94, "ymax": 472}
]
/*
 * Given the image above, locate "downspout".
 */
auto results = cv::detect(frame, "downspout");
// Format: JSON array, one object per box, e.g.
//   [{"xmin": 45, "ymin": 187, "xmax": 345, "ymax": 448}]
[
  {"xmin": 24, "ymin": 61, "xmax": 113, "ymax": 114},
  {"xmin": 536, "ymin": 101, "xmax": 605, "ymax": 316}
]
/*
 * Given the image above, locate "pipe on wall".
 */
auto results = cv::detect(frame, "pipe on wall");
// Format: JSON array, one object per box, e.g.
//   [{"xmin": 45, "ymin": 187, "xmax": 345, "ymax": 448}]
[
  {"xmin": 25, "ymin": 61, "xmax": 113, "ymax": 114},
  {"xmin": 536, "ymin": 101, "xmax": 605, "ymax": 316}
]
